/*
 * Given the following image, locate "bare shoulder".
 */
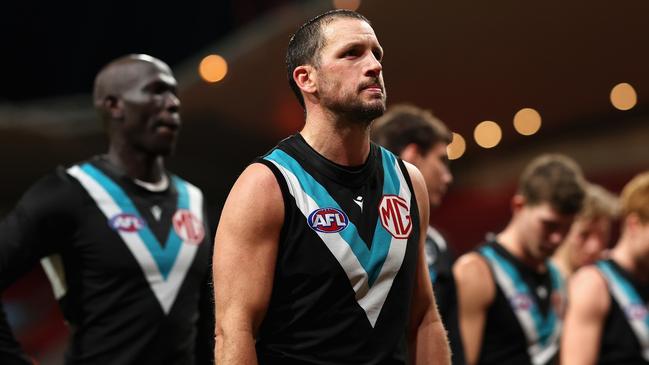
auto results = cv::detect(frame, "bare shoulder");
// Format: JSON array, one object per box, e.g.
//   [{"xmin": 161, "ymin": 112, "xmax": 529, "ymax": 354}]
[
  {"xmin": 454, "ymin": 252, "xmax": 496, "ymax": 303},
  {"xmin": 403, "ymin": 161, "xmax": 425, "ymax": 190},
  {"xmin": 217, "ymin": 162, "xmax": 284, "ymax": 235},
  {"xmin": 454, "ymin": 252, "xmax": 492, "ymax": 280},
  {"xmin": 233, "ymin": 162, "xmax": 281, "ymax": 196},
  {"xmin": 402, "ymin": 160, "xmax": 429, "ymax": 228},
  {"xmin": 229, "ymin": 163, "xmax": 282, "ymax": 206},
  {"xmin": 402, "ymin": 162, "xmax": 427, "ymax": 205},
  {"xmin": 567, "ymin": 265, "xmax": 610, "ymax": 314}
]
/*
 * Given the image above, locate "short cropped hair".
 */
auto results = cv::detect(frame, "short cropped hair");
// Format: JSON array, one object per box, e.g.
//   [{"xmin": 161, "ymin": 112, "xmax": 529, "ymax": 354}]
[
  {"xmin": 371, "ymin": 104, "xmax": 452, "ymax": 155},
  {"xmin": 620, "ymin": 171, "xmax": 649, "ymax": 224},
  {"xmin": 286, "ymin": 9, "xmax": 370, "ymax": 108},
  {"xmin": 578, "ymin": 183, "xmax": 620, "ymax": 221},
  {"xmin": 518, "ymin": 154, "xmax": 586, "ymax": 215}
]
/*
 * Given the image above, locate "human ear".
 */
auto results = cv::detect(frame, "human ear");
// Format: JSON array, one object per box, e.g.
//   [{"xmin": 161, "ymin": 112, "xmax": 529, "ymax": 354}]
[
  {"xmin": 103, "ymin": 96, "xmax": 124, "ymax": 120},
  {"xmin": 511, "ymin": 194, "xmax": 526, "ymax": 213},
  {"xmin": 400, "ymin": 143, "xmax": 424, "ymax": 165},
  {"xmin": 294, "ymin": 65, "xmax": 317, "ymax": 95}
]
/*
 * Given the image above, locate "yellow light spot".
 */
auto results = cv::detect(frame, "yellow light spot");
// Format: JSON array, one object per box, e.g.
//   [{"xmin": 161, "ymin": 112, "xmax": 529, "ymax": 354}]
[
  {"xmin": 513, "ymin": 108, "xmax": 542, "ymax": 136},
  {"xmin": 447, "ymin": 133, "xmax": 466, "ymax": 160},
  {"xmin": 333, "ymin": 0, "xmax": 361, "ymax": 11},
  {"xmin": 610, "ymin": 82, "xmax": 637, "ymax": 111},
  {"xmin": 199, "ymin": 54, "xmax": 228, "ymax": 83},
  {"xmin": 474, "ymin": 121, "xmax": 502, "ymax": 149}
]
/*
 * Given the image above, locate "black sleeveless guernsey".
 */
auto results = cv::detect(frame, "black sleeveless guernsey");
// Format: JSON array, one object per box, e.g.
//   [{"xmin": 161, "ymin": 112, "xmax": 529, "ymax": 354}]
[{"xmin": 255, "ymin": 134, "xmax": 421, "ymax": 365}]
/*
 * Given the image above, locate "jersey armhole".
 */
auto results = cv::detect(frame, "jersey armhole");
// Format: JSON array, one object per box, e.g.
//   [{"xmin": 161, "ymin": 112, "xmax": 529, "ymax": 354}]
[
  {"xmin": 255, "ymin": 159, "xmax": 291, "ymax": 244},
  {"xmin": 474, "ymin": 248, "xmax": 499, "ymax": 303}
]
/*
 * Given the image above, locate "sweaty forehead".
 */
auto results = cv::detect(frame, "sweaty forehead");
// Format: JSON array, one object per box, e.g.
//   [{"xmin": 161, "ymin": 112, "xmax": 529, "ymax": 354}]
[{"xmin": 320, "ymin": 18, "xmax": 379, "ymax": 49}]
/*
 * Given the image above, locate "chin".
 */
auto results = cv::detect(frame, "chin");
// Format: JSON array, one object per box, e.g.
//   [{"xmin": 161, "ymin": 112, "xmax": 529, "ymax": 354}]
[
  {"xmin": 359, "ymin": 102, "xmax": 386, "ymax": 122},
  {"xmin": 150, "ymin": 143, "xmax": 176, "ymax": 157}
]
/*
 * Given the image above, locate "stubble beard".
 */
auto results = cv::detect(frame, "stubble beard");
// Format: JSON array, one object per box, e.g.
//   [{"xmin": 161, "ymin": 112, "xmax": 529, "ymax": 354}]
[{"xmin": 325, "ymin": 91, "xmax": 386, "ymax": 127}]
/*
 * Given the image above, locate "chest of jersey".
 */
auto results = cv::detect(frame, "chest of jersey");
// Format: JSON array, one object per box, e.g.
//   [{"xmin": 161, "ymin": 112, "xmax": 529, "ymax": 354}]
[
  {"xmin": 257, "ymin": 140, "xmax": 420, "ymax": 363},
  {"xmin": 64, "ymin": 163, "xmax": 209, "ymax": 315}
]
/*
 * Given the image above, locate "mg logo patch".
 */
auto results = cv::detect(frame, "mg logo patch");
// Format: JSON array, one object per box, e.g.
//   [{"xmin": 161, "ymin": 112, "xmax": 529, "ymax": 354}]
[
  {"xmin": 109, "ymin": 213, "xmax": 145, "ymax": 232},
  {"xmin": 173, "ymin": 210, "xmax": 205, "ymax": 245},
  {"xmin": 379, "ymin": 195, "xmax": 412, "ymax": 239},
  {"xmin": 308, "ymin": 208, "xmax": 349, "ymax": 233}
]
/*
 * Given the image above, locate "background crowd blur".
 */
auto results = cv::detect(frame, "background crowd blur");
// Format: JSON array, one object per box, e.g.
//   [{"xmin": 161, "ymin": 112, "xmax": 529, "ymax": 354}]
[{"xmin": 1, "ymin": 0, "xmax": 648, "ymax": 362}]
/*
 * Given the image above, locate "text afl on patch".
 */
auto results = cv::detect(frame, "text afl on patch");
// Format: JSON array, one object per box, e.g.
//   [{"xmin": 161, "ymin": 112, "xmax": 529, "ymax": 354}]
[
  {"xmin": 308, "ymin": 208, "xmax": 349, "ymax": 233},
  {"xmin": 109, "ymin": 213, "xmax": 145, "ymax": 232}
]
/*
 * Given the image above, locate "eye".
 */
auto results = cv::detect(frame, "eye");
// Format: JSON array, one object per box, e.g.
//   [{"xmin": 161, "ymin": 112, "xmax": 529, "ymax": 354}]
[
  {"xmin": 148, "ymin": 81, "xmax": 177, "ymax": 96},
  {"xmin": 342, "ymin": 49, "xmax": 359, "ymax": 59},
  {"xmin": 373, "ymin": 49, "xmax": 384, "ymax": 62}
]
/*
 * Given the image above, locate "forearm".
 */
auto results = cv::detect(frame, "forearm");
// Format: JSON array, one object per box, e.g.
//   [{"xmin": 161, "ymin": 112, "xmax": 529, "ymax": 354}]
[
  {"xmin": 215, "ymin": 328, "xmax": 259, "ymax": 365},
  {"xmin": 409, "ymin": 311, "xmax": 451, "ymax": 365}
]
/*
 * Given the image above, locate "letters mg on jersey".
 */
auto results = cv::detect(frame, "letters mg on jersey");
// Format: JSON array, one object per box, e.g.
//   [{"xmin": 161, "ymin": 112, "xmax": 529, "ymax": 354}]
[
  {"xmin": 172, "ymin": 210, "xmax": 205, "ymax": 245},
  {"xmin": 379, "ymin": 195, "xmax": 412, "ymax": 239}
]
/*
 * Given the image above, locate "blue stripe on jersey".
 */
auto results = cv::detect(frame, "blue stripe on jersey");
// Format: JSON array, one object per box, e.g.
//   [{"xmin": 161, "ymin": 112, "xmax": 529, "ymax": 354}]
[
  {"xmin": 480, "ymin": 246, "xmax": 557, "ymax": 346},
  {"xmin": 265, "ymin": 148, "xmax": 401, "ymax": 287},
  {"xmin": 80, "ymin": 163, "xmax": 185, "ymax": 280},
  {"xmin": 367, "ymin": 148, "xmax": 402, "ymax": 285},
  {"xmin": 598, "ymin": 261, "xmax": 649, "ymax": 327}
]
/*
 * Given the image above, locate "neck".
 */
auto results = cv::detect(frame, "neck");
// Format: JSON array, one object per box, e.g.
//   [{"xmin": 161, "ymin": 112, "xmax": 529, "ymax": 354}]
[
  {"xmin": 551, "ymin": 244, "xmax": 572, "ymax": 277},
  {"xmin": 107, "ymin": 145, "xmax": 165, "ymax": 183},
  {"xmin": 497, "ymin": 222, "xmax": 546, "ymax": 271},
  {"xmin": 301, "ymin": 108, "xmax": 372, "ymax": 166},
  {"xmin": 611, "ymin": 237, "xmax": 649, "ymax": 283}
]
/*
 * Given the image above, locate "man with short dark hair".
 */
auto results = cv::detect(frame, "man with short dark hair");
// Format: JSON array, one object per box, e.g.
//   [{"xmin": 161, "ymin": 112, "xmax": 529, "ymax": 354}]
[
  {"xmin": 454, "ymin": 154, "xmax": 586, "ymax": 365},
  {"xmin": 372, "ymin": 104, "xmax": 465, "ymax": 365},
  {"xmin": 214, "ymin": 10, "xmax": 451, "ymax": 365},
  {"xmin": 0, "ymin": 54, "xmax": 212, "ymax": 364}
]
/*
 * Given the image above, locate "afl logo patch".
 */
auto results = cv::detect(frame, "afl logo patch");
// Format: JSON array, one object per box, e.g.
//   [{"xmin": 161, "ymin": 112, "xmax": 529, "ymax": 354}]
[
  {"xmin": 308, "ymin": 208, "xmax": 349, "ymax": 233},
  {"xmin": 511, "ymin": 293, "xmax": 533, "ymax": 310},
  {"xmin": 625, "ymin": 303, "xmax": 648, "ymax": 320},
  {"xmin": 379, "ymin": 195, "xmax": 412, "ymax": 239},
  {"xmin": 109, "ymin": 213, "xmax": 145, "ymax": 232},
  {"xmin": 172, "ymin": 210, "xmax": 205, "ymax": 245}
]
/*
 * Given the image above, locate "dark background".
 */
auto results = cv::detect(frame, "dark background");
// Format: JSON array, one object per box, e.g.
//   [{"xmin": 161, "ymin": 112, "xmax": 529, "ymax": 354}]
[{"xmin": 1, "ymin": 0, "xmax": 648, "ymax": 362}]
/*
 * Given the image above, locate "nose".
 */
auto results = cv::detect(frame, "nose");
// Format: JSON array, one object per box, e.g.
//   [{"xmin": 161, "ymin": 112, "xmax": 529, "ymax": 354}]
[
  {"xmin": 364, "ymin": 53, "xmax": 382, "ymax": 77},
  {"xmin": 443, "ymin": 166, "xmax": 453, "ymax": 186},
  {"xmin": 165, "ymin": 92, "xmax": 180, "ymax": 114},
  {"xmin": 549, "ymin": 231, "xmax": 564, "ymax": 246},
  {"xmin": 584, "ymin": 235, "xmax": 605, "ymax": 255}
]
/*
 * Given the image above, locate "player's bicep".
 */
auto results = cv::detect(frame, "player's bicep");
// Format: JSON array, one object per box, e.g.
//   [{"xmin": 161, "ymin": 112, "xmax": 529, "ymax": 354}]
[
  {"xmin": 560, "ymin": 267, "xmax": 608, "ymax": 365},
  {"xmin": 453, "ymin": 253, "xmax": 494, "ymax": 365},
  {"xmin": 404, "ymin": 162, "xmax": 436, "ymax": 320},
  {"xmin": 213, "ymin": 163, "xmax": 284, "ymax": 335}
]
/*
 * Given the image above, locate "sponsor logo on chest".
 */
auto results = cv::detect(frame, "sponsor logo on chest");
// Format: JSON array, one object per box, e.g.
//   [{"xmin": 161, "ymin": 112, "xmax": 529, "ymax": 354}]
[
  {"xmin": 511, "ymin": 293, "xmax": 533, "ymax": 310},
  {"xmin": 308, "ymin": 208, "xmax": 349, "ymax": 233},
  {"xmin": 172, "ymin": 210, "xmax": 205, "ymax": 245},
  {"xmin": 625, "ymin": 303, "xmax": 649, "ymax": 320},
  {"xmin": 379, "ymin": 195, "xmax": 412, "ymax": 239},
  {"xmin": 109, "ymin": 213, "xmax": 145, "ymax": 232}
]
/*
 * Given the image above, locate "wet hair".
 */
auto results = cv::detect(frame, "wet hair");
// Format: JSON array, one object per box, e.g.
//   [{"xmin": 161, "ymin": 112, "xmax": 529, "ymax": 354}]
[
  {"xmin": 286, "ymin": 9, "xmax": 370, "ymax": 108},
  {"xmin": 578, "ymin": 183, "xmax": 620, "ymax": 221},
  {"xmin": 518, "ymin": 154, "xmax": 586, "ymax": 215},
  {"xmin": 620, "ymin": 171, "xmax": 649, "ymax": 223},
  {"xmin": 371, "ymin": 104, "xmax": 451, "ymax": 155}
]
